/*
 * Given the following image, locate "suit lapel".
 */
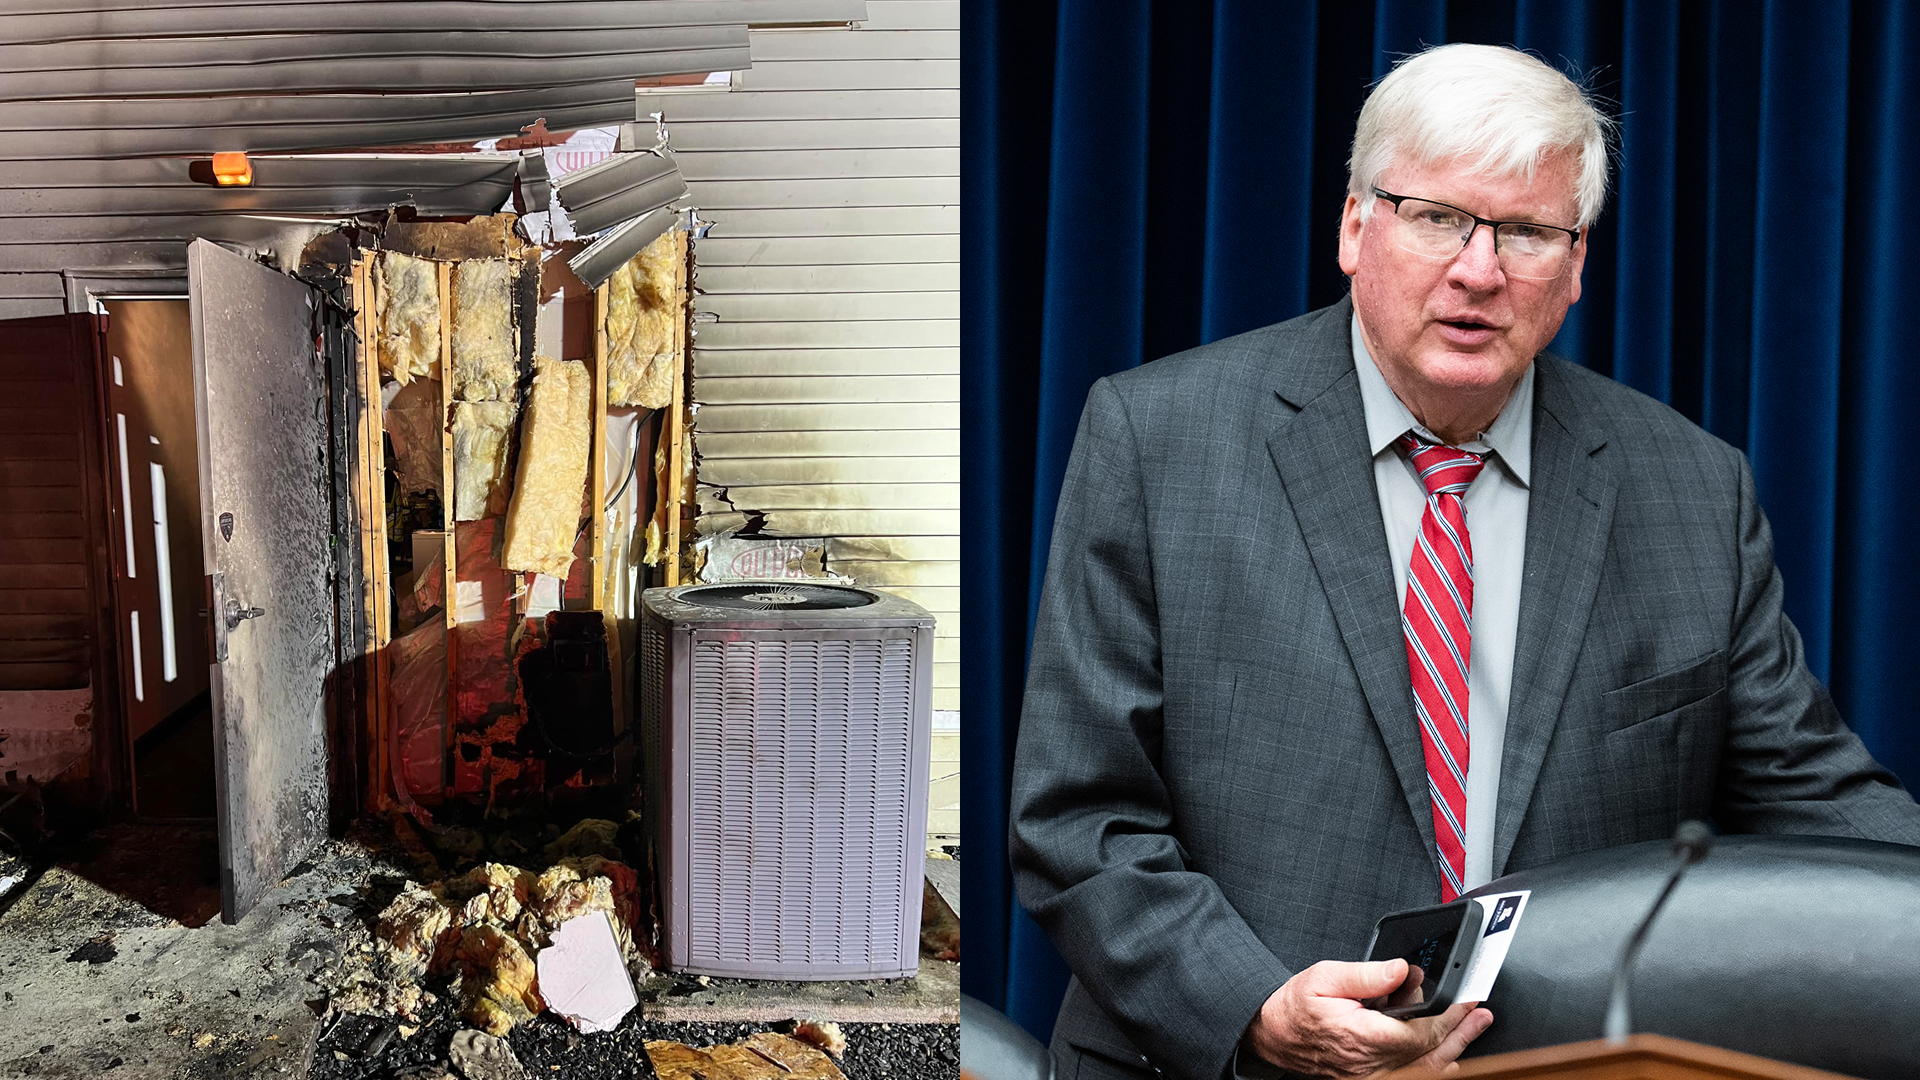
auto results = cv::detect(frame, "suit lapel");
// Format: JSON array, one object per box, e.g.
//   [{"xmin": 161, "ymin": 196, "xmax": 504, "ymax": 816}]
[
  {"xmin": 1266, "ymin": 302, "xmax": 1437, "ymax": 868},
  {"xmin": 1491, "ymin": 359, "xmax": 1617, "ymax": 876}
]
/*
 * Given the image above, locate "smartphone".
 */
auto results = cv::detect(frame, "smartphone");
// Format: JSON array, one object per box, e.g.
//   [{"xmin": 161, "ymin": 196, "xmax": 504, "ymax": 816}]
[{"xmin": 1361, "ymin": 897, "xmax": 1485, "ymax": 1019}]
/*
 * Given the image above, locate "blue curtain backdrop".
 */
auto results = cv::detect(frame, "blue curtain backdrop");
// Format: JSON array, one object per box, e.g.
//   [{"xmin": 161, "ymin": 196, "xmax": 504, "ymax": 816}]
[{"xmin": 962, "ymin": 0, "xmax": 1920, "ymax": 1044}]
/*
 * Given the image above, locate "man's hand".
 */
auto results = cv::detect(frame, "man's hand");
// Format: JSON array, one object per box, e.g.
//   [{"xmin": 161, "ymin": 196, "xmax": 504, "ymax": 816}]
[{"xmin": 1244, "ymin": 959, "xmax": 1493, "ymax": 1079}]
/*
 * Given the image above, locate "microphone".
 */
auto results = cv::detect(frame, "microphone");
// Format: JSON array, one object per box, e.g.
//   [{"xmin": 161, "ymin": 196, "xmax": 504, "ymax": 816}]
[{"xmin": 1604, "ymin": 820, "xmax": 1712, "ymax": 1044}]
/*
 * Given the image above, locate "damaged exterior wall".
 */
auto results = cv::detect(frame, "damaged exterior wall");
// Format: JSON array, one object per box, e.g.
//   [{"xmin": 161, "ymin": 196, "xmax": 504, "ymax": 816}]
[{"xmin": 660, "ymin": 0, "xmax": 959, "ymax": 844}]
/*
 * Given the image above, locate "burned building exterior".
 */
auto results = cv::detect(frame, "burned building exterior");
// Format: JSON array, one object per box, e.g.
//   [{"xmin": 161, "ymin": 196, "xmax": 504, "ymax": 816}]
[{"xmin": 0, "ymin": 3, "xmax": 959, "ymax": 1076}]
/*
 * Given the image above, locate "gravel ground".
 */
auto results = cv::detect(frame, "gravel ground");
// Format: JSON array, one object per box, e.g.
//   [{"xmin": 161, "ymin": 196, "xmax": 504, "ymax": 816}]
[{"xmin": 306, "ymin": 994, "xmax": 958, "ymax": 1079}]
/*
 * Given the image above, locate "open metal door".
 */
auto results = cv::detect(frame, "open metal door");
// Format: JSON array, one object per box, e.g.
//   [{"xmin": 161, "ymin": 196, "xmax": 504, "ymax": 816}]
[{"xmin": 187, "ymin": 240, "xmax": 332, "ymax": 924}]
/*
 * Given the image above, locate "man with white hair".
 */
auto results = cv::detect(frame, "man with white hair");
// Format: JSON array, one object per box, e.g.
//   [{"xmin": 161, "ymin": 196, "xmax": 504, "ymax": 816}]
[{"xmin": 1010, "ymin": 42, "xmax": 1920, "ymax": 1080}]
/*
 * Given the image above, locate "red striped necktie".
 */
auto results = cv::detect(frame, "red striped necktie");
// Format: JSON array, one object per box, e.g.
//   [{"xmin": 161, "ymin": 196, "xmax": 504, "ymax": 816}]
[{"xmin": 1399, "ymin": 434, "xmax": 1487, "ymax": 902}]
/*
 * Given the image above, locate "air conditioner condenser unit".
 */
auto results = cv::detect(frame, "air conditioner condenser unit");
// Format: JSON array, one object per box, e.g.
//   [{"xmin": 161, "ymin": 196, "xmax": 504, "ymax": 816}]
[{"xmin": 638, "ymin": 581, "xmax": 935, "ymax": 979}]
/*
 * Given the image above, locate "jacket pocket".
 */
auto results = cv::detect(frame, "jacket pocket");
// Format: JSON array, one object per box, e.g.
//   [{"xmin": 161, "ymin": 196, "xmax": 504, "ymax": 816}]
[{"xmin": 1602, "ymin": 649, "xmax": 1729, "ymax": 732}]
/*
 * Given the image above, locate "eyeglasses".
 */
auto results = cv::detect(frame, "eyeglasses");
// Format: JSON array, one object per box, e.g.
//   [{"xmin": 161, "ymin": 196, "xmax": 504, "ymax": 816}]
[{"xmin": 1372, "ymin": 188, "xmax": 1582, "ymax": 281}]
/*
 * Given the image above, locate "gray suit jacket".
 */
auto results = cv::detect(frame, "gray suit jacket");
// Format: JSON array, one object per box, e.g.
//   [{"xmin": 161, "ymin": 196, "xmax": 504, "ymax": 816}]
[{"xmin": 1008, "ymin": 297, "xmax": 1920, "ymax": 1080}]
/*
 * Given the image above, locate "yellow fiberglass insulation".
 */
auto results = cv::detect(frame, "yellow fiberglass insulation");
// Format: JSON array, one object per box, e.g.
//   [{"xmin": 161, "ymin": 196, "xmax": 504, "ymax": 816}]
[
  {"xmin": 501, "ymin": 356, "xmax": 591, "ymax": 578},
  {"xmin": 605, "ymin": 230, "xmax": 679, "ymax": 409},
  {"xmin": 452, "ymin": 401, "xmax": 517, "ymax": 521},
  {"xmin": 376, "ymin": 251, "xmax": 440, "ymax": 385},
  {"xmin": 451, "ymin": 258, "xmax": 519, "ymax": 402}
]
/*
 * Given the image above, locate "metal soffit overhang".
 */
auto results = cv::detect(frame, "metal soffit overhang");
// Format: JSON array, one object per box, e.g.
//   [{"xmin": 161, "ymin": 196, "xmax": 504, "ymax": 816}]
[{"xmin": 0, "ymin": 0, "xmax": 868, "ymax": 299}]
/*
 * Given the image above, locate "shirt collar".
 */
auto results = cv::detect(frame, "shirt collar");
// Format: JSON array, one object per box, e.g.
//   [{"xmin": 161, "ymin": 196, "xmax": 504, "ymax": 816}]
[{"xmin": 1350, "ymin": 311, "xmax": 1533, "ymax": 487}]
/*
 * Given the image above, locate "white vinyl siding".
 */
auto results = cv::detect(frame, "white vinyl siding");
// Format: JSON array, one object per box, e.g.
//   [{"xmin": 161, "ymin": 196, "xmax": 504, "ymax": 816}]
[{"xmin": 660, "ymin": 0, "xmax": 958, "ymax": 841}]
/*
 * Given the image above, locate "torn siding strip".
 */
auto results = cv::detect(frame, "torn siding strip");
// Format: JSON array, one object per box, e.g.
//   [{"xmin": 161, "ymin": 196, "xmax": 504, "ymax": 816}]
[
  {"xmin": 515, "ymin": 151, "xmax": 552, "ymax": 215},
  {"xmin": 554, "ymin": 150, "xmax": 690, "ymax": 236},
  {"xmin": 568, "ymin": 210, "xmax": 679, "ymax": 292}
]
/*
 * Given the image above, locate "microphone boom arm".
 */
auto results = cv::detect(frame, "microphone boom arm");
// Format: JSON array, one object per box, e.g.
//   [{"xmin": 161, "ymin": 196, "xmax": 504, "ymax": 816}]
[{"xmin": 1604, "ymin": 820, "xmax": 1712, "ymax": 1045}]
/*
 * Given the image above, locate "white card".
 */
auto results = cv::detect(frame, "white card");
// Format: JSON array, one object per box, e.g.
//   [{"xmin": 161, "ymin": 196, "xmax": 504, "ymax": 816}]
[{"xmin": 1454, "ymin": 890, "xmax": 1529, "ymax": 1003}]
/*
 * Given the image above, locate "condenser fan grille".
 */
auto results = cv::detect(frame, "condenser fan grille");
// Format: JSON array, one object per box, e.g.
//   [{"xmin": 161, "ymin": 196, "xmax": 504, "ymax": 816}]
[{"xmin": 680, "ymin": 583, "xmax": 877, "ymax": 612}]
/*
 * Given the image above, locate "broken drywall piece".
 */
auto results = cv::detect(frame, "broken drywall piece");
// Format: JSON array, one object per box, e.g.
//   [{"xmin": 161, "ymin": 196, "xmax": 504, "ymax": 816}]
[
  {"xmin": 376, "ymin": 250, "xmax": 440, "ymax": 385},
  {"xmin": 501, "ymin": 356, "xmax": 591, "ymax": 578},
  {"xmin": 535, "ymin": 911, "xmax": 638, "ymax": 1034},
  {"xmin": 452, "ymin": 259, "xmax": 519, "ymax": 403},
  {"xmin": 452, "ymin": 401, "xmax": 517, "ymax": 520}
]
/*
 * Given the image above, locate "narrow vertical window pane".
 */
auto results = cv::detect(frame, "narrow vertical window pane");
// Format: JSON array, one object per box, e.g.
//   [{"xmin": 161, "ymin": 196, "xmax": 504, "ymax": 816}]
[
  {"xmin": 129, "ymin": 609, "xmax": 145, "ymax": 703},
  {"xmin": 150, "ymin": 459, "xmax": 178, "ymax": 683},
  {"xmin": 115, "ymin": 413, "xmax": 135, "ymax": 578}
]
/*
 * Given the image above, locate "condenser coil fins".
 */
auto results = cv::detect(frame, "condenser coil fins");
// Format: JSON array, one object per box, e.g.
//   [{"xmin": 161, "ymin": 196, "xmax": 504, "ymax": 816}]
[
  {"xmin": 501, "ymin": 356, "xmax": 591, "ymax": 578},
  {"xmin": 451, "ymin": 258, "xmax": 519, "ymax": 403},
  {"xmin": 376, "ymin": 250, "xmax": 440, "ymax": 385}
]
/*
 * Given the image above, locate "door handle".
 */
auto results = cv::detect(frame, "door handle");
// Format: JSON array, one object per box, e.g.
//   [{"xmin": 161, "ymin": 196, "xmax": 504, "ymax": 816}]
[
  {"xmin": 224, "ymin": 599, "xmax": 265, "ymax": 631},
  {"xmin": 206, "ymin": 571, "xmax": 262, "ymax": 663}
]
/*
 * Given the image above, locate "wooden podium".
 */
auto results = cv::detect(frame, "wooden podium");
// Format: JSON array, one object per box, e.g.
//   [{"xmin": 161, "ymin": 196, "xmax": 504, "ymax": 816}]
[{"xmin": 1401, "ymin": 1034, "xmax": 1859, "ymax": 1080}]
